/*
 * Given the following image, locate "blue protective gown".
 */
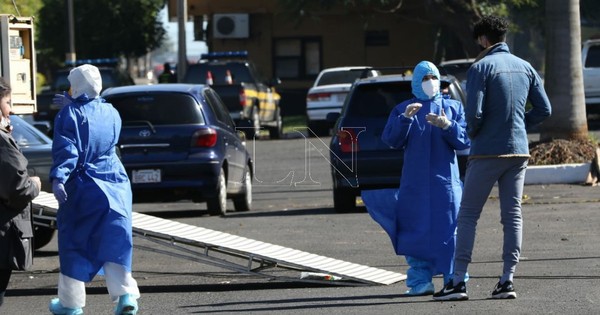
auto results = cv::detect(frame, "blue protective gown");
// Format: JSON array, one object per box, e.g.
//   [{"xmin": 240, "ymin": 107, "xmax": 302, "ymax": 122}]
[
  {"xmin": 361, "ymin": 61, "xmax": 470, "ymax": 278},
  {"xmin": 50, "ymin": 95, "xmax": 133, "ymax": 283}
]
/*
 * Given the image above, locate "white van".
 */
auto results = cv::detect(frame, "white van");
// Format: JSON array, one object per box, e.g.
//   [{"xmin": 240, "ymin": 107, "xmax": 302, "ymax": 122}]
[{"xmin": 582, "ymin": 39, "xmax": 600, "ymax": 114}]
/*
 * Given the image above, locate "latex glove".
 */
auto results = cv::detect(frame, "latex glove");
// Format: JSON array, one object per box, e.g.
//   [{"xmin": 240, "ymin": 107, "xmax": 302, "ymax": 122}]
[
  {"xmin": 403, "ymin": 103, "xmax": 422, "ymax": 118},
  {"xmin": 30, "ymin": 176, "xmax": 41, "ymax": 191},
  {"xmin": 52, "ymin": 179, "xmax": 67, "ymax": 204},
  {"xmin": 426, "ymin": 108, "xmax": 452, "ymax": 130},
  {"xmin": 52, "ymin": 92, "xmax": 72, "ymax": 110}
]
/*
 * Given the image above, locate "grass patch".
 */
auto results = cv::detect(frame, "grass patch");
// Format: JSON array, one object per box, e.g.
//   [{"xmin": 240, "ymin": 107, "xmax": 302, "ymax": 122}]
[{"xmin": 283, "ymin": 115, "xmax": 307, "ymax": 134}]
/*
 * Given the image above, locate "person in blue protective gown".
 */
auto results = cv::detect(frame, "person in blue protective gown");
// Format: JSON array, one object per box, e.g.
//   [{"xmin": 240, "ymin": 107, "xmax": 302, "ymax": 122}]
[
  {"xmin": 48, "ymin": 64, "xmax": 139, "ymax": 315},
  {"xmin": 361, "ymin": 61, "xmax": 470, "ymax": 296}
]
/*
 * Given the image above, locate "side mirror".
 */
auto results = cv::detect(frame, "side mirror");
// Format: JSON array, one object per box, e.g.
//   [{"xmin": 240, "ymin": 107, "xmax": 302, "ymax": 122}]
[{"xmin": 237, "ymin": 130, "xmax": 247, "ymax": 141}]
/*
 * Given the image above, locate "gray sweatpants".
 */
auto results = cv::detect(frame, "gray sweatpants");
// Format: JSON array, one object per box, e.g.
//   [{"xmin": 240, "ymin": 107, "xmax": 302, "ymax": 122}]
[{"xmin": 453, "ymin": 157, "xmax": 528, "ymax": 285}]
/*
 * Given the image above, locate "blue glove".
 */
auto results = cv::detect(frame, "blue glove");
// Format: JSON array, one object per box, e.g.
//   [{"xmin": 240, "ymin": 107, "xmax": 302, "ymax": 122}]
[
  {"xmin": 52, "ymin": 92, "xmax": 72, "ymax": 110},
  {"xmin": 52, "ymin": 179, "xmax": 67, "ymax": 204}
]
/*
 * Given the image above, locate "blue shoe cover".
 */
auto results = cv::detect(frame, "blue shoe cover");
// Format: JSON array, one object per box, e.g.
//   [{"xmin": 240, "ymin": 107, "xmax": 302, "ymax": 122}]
[
  {"xmin": 49, "ymin": 298, "xmax": 83, "ymax": 315},
  {"xmin": 115, "ymin": 294, "xmax": 138, "ymax": 315},
  {"xmin": 404, "ymin": 282, "xmax": 435, "ymax": 296}
]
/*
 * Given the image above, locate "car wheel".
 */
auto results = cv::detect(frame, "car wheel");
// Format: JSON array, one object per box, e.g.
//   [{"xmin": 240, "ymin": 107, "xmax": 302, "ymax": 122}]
[
  {"xmin": 267, "ymin": 108, "xmax": 283, "ymax": 139},
  {"xmin": 34, "ymin": 226, "xmax": 55, "ymax": 250},
  {"xmin": 233, "ymin": 166, "xmax": 252, "ymax": 211},
  {"xmin": 333, "ymin": 187, "xmax": 356, "ymax": 213},
  {"xmin": 207, "ymin": 168, "xmax": 227, "ymax": 216}
]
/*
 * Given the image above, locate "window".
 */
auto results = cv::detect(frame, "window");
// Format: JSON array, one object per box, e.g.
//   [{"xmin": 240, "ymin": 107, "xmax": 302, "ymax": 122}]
[
  {"xmin": 273, "ymin": 38, "xmax": 321, "ymax": 80},
  {"xmin": 347, "ymin": 82, "xmax": 412, "ymax": 118},
  {"xmin": 204, "ymin": 88, "xmax": 235, "ymax": 129},
  {"xmin": 109, "ymin": 94, "xmax": 203, "ymax": 125},
  {"xmin": 185, "ymin": 63, "xmax": 254, "ymax": 85},
  {"xmin": 585, "ymin": 44, "xmax": 600, "ymax": 68},
  {"xmin": 365, "ymin": 30, "xmax": 389, "ymax": 46}
]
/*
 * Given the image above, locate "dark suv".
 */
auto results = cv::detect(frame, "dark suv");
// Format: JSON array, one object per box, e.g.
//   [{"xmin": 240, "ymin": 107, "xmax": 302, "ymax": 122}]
[
  {"xmin": 102, "ymin": 84, "xmax": 253, "ymax": 216},
  {"xmin": 328, "ymin": 72, "xmax": 467, "ymax": 213}
]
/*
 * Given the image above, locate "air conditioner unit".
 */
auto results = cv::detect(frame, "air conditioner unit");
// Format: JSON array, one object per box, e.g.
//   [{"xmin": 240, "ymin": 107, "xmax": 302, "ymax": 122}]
[{"xmin": 213, "ymin": 13, "xmax": 249, "ymax": 39}]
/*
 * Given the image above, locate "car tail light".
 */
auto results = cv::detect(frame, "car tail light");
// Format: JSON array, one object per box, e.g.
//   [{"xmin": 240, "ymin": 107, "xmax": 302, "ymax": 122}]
[
  {"xmin": 337, "ymin": 128, "xmax": 359, "ymax": 153},
  {"xmin": 191, "ymin": 128, "xmax": 217, "ymax": 147},
  {"xmin": 206, "ymin": 71, "xmax": 214, "ymax": 85},
  {"xmin": 225, "ymin": 70, "xmax": 233, "ymax": 84},
  {"xmin": 306, "ymin": 92, "xmax": 332, "ymax": 102},
  {"xmin": 239, "ymin": 89, "xmax": 247, "ymax": 107}
]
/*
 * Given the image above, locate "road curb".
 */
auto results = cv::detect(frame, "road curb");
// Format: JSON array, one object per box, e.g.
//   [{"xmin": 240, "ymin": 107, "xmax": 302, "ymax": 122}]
[{"xmin": 525, "ymin": 163, "xmax": 591, "ymax": 185}]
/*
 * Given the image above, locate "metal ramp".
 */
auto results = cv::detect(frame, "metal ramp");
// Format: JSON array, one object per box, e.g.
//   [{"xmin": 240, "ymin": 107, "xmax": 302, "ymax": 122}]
[{"xmin": 32, "ymin": 191, "xmax": 405, "ymax": 286}]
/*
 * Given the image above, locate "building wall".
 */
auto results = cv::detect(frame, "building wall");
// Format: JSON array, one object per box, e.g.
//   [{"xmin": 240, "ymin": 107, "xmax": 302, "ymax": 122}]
[
  {"xmin": 178, "ymin": 0, "xmax": 438, "ymax": 115},
  {"xmin": 210, "ymin": 12, "xmax": 437, "ymax": 89}
]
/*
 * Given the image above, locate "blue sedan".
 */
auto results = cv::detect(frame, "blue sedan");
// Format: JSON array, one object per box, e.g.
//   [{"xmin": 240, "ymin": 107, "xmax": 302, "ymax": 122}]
[{"xmin": 102, "ymin": 84, "xmax": 253, "ymax": 216}]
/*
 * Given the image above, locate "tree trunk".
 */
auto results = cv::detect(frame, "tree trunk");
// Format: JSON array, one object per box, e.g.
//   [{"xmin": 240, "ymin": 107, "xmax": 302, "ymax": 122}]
[{"xmin": 539, "ymin": 0, "xmax": 588, "ymax": 141}]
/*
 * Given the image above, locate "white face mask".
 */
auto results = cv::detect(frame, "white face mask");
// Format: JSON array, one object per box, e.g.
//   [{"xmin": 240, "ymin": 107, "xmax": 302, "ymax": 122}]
[
  {"xmin": 0, "ymin": 116, "xmax": 10, "ymax": 129},
  {"xmin": 422, "ymin": 79, "xmax": 440, "ymax": 99}
]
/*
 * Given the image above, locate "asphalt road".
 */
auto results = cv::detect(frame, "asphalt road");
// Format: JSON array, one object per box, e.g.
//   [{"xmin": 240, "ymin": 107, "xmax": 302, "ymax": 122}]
[{"xmin": 4, "ymin": 135, "xmax": 600, "ymax": 314}]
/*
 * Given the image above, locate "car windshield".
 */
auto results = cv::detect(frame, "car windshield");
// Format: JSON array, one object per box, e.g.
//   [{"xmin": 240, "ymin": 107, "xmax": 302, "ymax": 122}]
[
  {"xmin": 346, "ymin": 82, "xmax": 413, "ymax": 117},
  {"xmin": 585, "ymin": 44, "xmax": 600, "ymax": 67},
  {"xmin": 107, "ymin": 94, "xmax": 204, "ymax": 125},
  {"xmin": 317, "ymin": 70, "xmax": 369, "ymax": 86},
  {"xmin": 440, "ymin": 63, "xmax": 472, "ymax": 80},
  {"xmin": 9, "ymin": 115, "xmax": 52, "ymax": 146},
  {"xmin": 185, "ymin": 63, "xmax": 253, "ymax": 85}
]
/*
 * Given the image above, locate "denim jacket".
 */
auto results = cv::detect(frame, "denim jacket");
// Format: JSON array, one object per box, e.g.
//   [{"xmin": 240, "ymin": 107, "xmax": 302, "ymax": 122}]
[{"xmin": 466, "ymin": 43, "xmax": 551, "ymax": 157}]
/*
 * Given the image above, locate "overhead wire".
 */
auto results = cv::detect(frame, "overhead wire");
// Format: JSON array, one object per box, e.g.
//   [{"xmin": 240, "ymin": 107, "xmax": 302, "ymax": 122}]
[{"xmin": 11, "ymin": 0, "xmax": 21, "ymax": 16}]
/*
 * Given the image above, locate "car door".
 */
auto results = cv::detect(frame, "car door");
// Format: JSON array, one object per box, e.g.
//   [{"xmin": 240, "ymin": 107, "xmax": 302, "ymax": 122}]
[{"xmin": 203, "ymin": 88, "xmax": 247, "ymax": 189}]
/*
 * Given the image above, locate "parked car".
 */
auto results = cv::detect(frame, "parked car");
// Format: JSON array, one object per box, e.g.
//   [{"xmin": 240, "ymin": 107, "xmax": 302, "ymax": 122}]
[
  {"xmin": 582, "ymin": 39, "xmax": 600, "ymax": 115},
  {"xmin": 328, "ymin": 71, "xmax": 468, "ymax": 213},
  {"xmin": 306, "ymin": 66, "xmax": 379, "ymax": 136},
  {"xmin": 439, "ymin": 58, "xmax": 474, "ymax": 93},
  {"xmin": 183, "ymin": 51, "xmax": 282, "ymax": 139},
  {"xmin": 10, "ymin": 114, "xmax": 55, "ymax": 249},
  {"xmin": 101, "ymin": 84, "xmax": 253, "ymax": 216}
]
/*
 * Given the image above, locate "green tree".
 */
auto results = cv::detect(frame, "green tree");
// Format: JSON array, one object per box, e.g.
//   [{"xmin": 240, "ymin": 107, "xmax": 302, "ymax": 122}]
[
  {"xmin": 539, "ymin": 0, "xmax": 588, "ymax": 141},
  {"xmin": 37, "ymin": 0, "xmax": 166, "ymax": 69},
  {"xmin": 0, "ymin": 0, "xmax": 42, "ymax": 17}
]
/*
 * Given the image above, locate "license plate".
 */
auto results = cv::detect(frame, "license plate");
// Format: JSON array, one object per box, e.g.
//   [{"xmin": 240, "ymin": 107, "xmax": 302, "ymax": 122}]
[{"xmin": 132, "ymin": 169, "xmax": 161, "ymax": 183}]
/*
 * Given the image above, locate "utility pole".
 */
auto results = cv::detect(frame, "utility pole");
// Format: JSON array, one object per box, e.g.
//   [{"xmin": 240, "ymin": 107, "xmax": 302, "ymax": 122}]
[
  {"xmin": 65, "ymin": 0, "xmax": 76, "ymax": 64},
  {"xmin": 177, "ymin": 0, "xmax": 187, "ymax": 82}
]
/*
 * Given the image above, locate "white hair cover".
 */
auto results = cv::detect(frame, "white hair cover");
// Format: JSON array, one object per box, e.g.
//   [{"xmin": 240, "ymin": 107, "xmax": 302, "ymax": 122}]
[{"xmin": 68, "ymin": 64, "xmax": 102, "ymax": 98}]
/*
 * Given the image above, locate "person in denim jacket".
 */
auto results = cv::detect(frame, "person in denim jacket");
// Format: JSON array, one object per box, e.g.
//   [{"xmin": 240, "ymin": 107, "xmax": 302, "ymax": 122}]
[{"xmin": 434, "ymin": 15, "xmax": 551, "ymax": 301}]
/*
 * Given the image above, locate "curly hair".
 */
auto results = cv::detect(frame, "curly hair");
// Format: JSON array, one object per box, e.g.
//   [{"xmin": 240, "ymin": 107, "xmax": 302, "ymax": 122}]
[
  {"xmin": 473, "ymin": 15, "xmax": 509, "ymax": 44},
  {"xmin": 0, "ymin": 77, "xmax": 11, "ymax": 99}
]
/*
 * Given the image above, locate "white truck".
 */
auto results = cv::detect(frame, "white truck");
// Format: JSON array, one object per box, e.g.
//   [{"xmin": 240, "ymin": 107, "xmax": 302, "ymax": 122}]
[
  {"xmin": 0, "ymin": 14, "xmax": 37, "ymax": 113},
  {"xmin": 582, "ymin": 39, "xmax": 600, "ymax": 115}
]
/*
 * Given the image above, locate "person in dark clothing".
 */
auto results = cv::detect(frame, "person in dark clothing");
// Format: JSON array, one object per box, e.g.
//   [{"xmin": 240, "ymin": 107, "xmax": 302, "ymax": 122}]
[
  {"xmin": 158, "ymin": 62, "xmax": 176, "ymax": 83},
  {"xmin": 0, "ymin": 77, "xmax": 41, "ymax": 309}
]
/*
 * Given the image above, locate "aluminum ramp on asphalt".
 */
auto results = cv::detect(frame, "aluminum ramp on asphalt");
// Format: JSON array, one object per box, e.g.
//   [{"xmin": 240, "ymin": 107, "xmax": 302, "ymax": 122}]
[{"xmin": 32, "ymin": 191, "xmax": 405, "ymax": 286}]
